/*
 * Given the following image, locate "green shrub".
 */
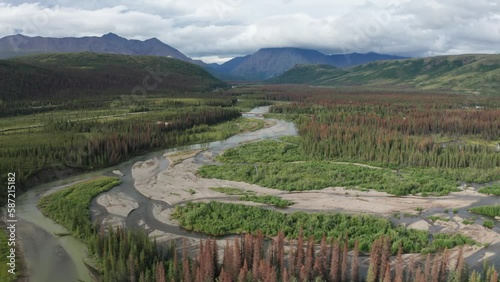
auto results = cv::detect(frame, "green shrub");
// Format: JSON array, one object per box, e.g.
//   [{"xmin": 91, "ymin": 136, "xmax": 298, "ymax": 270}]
[
  {"xmin": 483, "ymin": 220, "xmax": 494, "ymax": 229},
  {"xmin": 172, "ymin": 201, "xmax": 474, "ymax": 254},
  {"xmin": 478, "ymin": 184, "xmax": 500, "ymax": 196},
  {"xmin": 469, "ymin": 205, "xmax": 500, "ymax": 217}
]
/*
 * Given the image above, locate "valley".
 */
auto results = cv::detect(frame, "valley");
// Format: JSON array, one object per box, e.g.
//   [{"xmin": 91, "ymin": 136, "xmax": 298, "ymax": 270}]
[
  {"xmin": 0, "ymin": 51, "xmax": 499, "ymax": 282},
  {"xmin": 9, "ymin": 98, "xmax": 500, "ymax": 281}
]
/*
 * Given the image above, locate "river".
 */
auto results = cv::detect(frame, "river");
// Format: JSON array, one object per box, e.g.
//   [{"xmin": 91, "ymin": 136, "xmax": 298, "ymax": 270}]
[
  {"xmin": 10, "ymin": 106, "xmax": 297, "ymax": 281},
  {"xmin": 7, "ymin": 106, "xmax": 500, "ymax": 281}
]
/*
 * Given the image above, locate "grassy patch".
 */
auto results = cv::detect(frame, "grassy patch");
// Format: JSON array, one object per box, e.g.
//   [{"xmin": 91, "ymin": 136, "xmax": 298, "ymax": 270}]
[
  {"xmin": 184, "ymin": 117, "xmax": 265, "ymax": 142},
  {"xmin": 469, "ymin": 205, "xmax": 500, "ymax": 218},
  {"xmin": 478, "ymin": 184, "xmax": 500, "ymax": 196},
  {"xmin": 209, "ymin": 187, "xmax": 255, "ymax": 196},
  {"xmin": 0, "ymin": 229, "xmax": 18, "ymax": 282},
  {"xmin": 216, "ymin": 139, "xmax": 302, "ymax": 163},
  {"xmin": 209, "ymin": 187, "xmax": 293, "ymax": 207},
  {"xmin": 462, "ymin": 219, "xmax": 474, "ymax": 225},
  {"xmin": 483, "ymin": 220, "xmax": 495, "ymax": 229},
  {"xmin": 239, "ymin": 195, "xmax": 294, "ymax": 208},
  {"xmin": 427, "ymin": 216, "xmax": 450, "ymax": 222},
  {"xmin": 172, "ymin": 201, "xmax": 474, "ymax": 254}
]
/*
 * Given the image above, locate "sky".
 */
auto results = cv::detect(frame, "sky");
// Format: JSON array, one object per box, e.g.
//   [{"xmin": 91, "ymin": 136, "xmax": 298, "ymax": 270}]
[{"xmin": 0, "ymin": 0, "xmax": 499, "ymax": 63}]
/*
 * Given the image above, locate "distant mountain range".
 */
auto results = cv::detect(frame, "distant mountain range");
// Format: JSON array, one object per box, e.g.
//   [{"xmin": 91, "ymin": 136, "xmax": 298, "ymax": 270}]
[
  {"xmin": 270, "ymin": 54, "xmax": 500, "ymax": 94},
  {"xmin": 209, "ymin": 48, "xmax": 406, "ymax": 80},
  {"xmin": 0, "ymin": 33, "xmax": 406, "ymax": 80},
  {"xmin": 0, "ymin": 33, "xmax": 497, "ymax": 94},
  {"xmin": 0, "ymin": 33, "xmax": 204, "ymax": 65}
]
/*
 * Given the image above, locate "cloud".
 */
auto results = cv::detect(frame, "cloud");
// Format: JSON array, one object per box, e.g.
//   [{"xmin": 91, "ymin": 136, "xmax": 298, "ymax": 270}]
[{"xmin": 0, "ymin": 0, "xmax": 498, "ymax": 62}]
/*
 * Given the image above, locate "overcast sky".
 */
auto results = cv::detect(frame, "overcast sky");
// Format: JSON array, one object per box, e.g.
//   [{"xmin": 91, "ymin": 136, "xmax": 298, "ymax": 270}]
[{"xmin": 0, "ymin": 0, "xmax": 499, "ymax": 63}]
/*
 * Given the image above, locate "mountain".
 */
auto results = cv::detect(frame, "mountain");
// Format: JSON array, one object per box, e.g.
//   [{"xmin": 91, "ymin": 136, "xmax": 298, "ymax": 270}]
[
  {"xmin": 209, "ymin": 48, "xmax": 405, "ymax": 80},
  {"xmin": 328, "ymin": 52, "xmax": 405, "ymax": 68},
  {"xmin": 269, "ymin": 64, "xmax": 344, "ymax": 84},
  {"xmin": 270, "ymin": 54, "xmax": 500, "ymax": 94},
  {"xmin": 0, "ymin": 33, "xmax": 200, "ymax": 64},
  {"xmin": 0, "ymin": 52, "xmax": 226, "ymax": 101}
]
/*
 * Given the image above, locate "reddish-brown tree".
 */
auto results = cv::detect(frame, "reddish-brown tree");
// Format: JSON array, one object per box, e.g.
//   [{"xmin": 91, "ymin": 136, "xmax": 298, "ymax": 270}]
[
  {"xmin": 282, "ymin": 267, "xmax": 290, "ymax": 282},
  {"xmin": 243, "ymin": 233, "xmax": 254, "ymax": 270},
  {"xmin": 394, "ymin": 244, "xmax": 404, "ymax": 282},
  {"xmin": 252, "ymin": 232, "xmax": 264, "ymax": 279},
  {"xmin": 218, "ymin": 267, "xmax": 232, "ymax": 282},
  {"xmin": 295, "ymin": 228, "xmax": 305, "ymax": 274},
  {"xmin": 238, "ymin": 259, "xmax": 249, "ymax": 282},
  {"xmin": 233, "ymin": 238, "xmax": 242, "ymax": 280},
  {"xmin": 379, "ymin": 236, "xmax": 392, "ymax": 282},
  {"xmin": 351, "ymin": 240, "xmax": 360, "ymax": 282},
  {"xmin": 383, "ymin": 264, "xmax": 392, "ymax": 282},
  {"xmin": 424, "ymin": 254, "xmax": 431, "ymax": 282},
  {"xmin": 440, "ymin": 249, "xmax": 449, "ymax": 282},
  {"xmin": 491, "ymin": 270, "xmax": 498, "ymax": 282},
  {"xmin": 182, "ymin": 239, "xmax": 191, "ymax": 282},
  {"xmin": 341, "ymin": 234, "xmax": 349, "ymax": 282},
  {"xmin": 431, "ymin": 255, "xmax": 441, "ymax": 282},
  {"xmin": 156, "ymin": 262, "xmax": 166, "ymax": 282},
  {"xmin": 299, "ymin": 265, "xmax": 309, "ymax": 282},
  {"xmin": 276, "ymin": 231, "xmax": 286, "ymax": 273},
  {"xmin": 319, "ymin": 234, "xmax": 329, "ymax": 273},
  {"xmin": 330, "ymin": 239, "xmax": 341, "ymax": 282},
  {"xmin": 367, "ymin": 236, "xmax": 383, "ymax": 282},
  {"xmin": 313, "ymin": 255, "xmax": 324, "ymax": 280},
  {"xmin": 305, "ymin": 236, "xmax": 315, "ymax": 278}
]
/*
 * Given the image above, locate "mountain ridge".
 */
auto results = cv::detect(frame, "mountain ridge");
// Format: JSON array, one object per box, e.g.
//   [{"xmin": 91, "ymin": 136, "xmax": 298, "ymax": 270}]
[
  {"xmin": 0, "ymin": 33, "xmax": 408, "ymax": 80},
  {"xmin": 209, "ymin": 47, "xmax": 406, "ymax": 80},
  {"xmin": 0, "ymin": 33, "xmax": 198, "ymax": 64},
  {"xmin": 270, "ymin": 54, "xmax": 500, "ymax": 95}
]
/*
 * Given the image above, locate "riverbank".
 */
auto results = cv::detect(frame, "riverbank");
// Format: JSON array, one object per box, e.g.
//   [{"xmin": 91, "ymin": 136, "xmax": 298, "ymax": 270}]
[{"xmin": 0, "ymin": 222, "xmax": 27, "ymax": 282}]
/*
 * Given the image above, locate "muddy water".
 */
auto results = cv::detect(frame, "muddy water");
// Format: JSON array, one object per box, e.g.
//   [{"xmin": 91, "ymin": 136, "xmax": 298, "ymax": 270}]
[{"xmin": 12, "ymin": 179, "xmax": 96, "ymax": 282}]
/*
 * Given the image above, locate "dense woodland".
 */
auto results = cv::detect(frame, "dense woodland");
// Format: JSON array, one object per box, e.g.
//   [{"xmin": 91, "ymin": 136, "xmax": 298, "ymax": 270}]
[
  {"xmin": 266, "ymin": 87, "xmax": 500, "ymax": 171},
  {"xmin": 0, "ymin": 53, "xmax": 227, "ymax": 102}
]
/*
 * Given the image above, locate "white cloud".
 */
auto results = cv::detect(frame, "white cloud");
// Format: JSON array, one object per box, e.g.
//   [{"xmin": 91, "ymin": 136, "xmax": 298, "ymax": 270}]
[{"xmin": 0, "ymin": 0, "xmax": 498, "ymax": 61}]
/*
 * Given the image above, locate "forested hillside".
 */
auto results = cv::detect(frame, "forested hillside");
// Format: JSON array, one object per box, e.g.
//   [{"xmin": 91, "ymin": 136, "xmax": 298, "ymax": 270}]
[
  {"xmin": 271, "ymin": 54, "xmax": 500, "ymax": 95},
  {"xmin": 0, "ymin": 52, "xmax": 225, "ymax": 102}
]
